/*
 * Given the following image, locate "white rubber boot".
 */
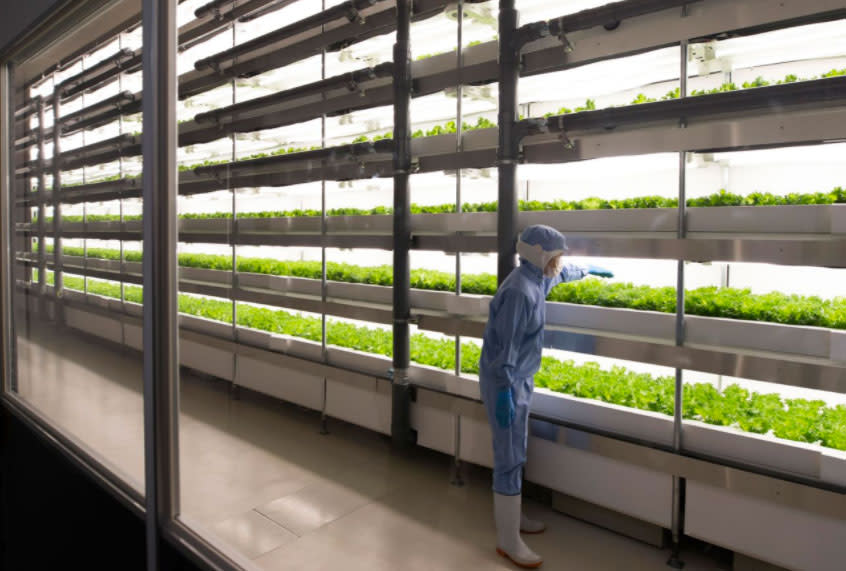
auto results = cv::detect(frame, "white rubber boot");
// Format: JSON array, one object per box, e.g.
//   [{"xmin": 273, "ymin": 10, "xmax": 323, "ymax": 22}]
[
  {"xmin": 494, "ymin": 493, "xmax": 543, "ymax": 568},
  {"xmin": 520, "ymin": 512, "xmax": 546, "ymax": 534}
]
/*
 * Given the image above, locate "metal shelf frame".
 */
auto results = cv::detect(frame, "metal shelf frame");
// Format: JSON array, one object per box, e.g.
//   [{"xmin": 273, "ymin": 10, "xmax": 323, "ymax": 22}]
[
  {"xmin": 24, "ymin": 253, "xmax": 846, "ymax": 397},
  {"xmin": 11, "ymin": 0, "xmax": 282, "ymax": 111},
  {"xmin": 17, "ymin": 77, "xmax": 846, "ymax": 203},
  {"xmin": 14, "ymin": 0, "xmax": 846, "ymax": 154},
  {"xmin": 12, "ymin": 0, "xmax": 845, "ymax": 151},
  {"xmin": 5, "ymin": 2, "xmax": 846, "ymax": 570}
]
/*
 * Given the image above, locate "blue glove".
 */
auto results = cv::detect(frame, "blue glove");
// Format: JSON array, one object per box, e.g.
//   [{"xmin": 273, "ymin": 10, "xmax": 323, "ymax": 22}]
[
  {"xmin": 587, "ymin": 264, "xmax": 613, "ymax": 278},
  {"xmin": 495, "ymin": 387, "xmax": 515, "ymax": 428}
]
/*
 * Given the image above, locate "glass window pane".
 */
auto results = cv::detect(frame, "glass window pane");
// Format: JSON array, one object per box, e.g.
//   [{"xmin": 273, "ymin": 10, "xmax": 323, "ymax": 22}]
[{"xmin": 9, "ymin": 4, "xmax": 145, "ymax": 494}]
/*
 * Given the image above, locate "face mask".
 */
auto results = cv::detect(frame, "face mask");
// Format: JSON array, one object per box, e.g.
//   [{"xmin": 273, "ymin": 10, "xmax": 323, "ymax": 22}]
[{"xmin": 544, "ymin": 256, "xmax": 565, "ymax": 278}]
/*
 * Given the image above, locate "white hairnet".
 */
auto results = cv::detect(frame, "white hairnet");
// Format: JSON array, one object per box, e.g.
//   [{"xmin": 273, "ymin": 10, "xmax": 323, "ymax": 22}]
[{"xmin": 516, "ymin": 224, "xmax": 568, "ymax": 271}]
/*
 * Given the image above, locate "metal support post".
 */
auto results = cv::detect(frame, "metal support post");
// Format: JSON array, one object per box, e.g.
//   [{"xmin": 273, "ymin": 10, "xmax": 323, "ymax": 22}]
[
  {"xmin": 22, "ymin": 99, "xmax": 33, "ymax": 287},
  {"xmin": 118, "ymin": 33, "xmax": 126, "ymax": 307},
  {"xmin": 451, "ymin": 415, "xmax": 464, "ymax": 487},
  {"xmin": 451, "ymin": 4, "xmax": 465, "ymax": 485},
  {"xmin": 320, "ymin": 0, "xmax": 330, "ymax": 436},
  {"xmin": 320, "ymin": 377, "xmax": 329, "ymax": 435},
  {"xmin": 668, "ymin": 39, "xmax": 689, "ymax": 571},
  {"xmin": 37, "ymin": 99, "xmax": 47, "ymax": 314},
  {"xmin": 1, "ymin": 63, "xmax": 14, "ymax": 394},
  {"xmin": 391, "ymin": 0, "xmax": 414, "ymax": 448},
  {"xmin": 142, "ymin": 1, "xmax": 180, "ymax": 570},
  {"xmin": 454, "ymin": 0, "xmax": 463, "ymax": 380},
  {"xmin": 51, "ymin": 90, "xmax": 64, "ymax": 324},
  {"xmin": 497, "ymin": 0, "xmax": 519, "ymax": 285},
  {"xmin": 81, "ymin": 74, "xmax": 88, "ymax": 296},
  {"xmin": 4, "ymin": 68, "xmax": 21, "ymax": 393},
  {"xmin": 229, "ymin": 21, "xmax": 240, "ymax": 398},
  {"xmin": 716, "ymin": 264, "xmax": 730, "ymax": 392}
]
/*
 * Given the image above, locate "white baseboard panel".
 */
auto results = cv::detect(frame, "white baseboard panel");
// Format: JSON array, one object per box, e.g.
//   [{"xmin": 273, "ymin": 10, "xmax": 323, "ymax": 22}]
[
  {"xmin": 235, "ymin": 353, "xmax": 323, "ymax": 411},
  {"xmin": 325, "ymin": 376, "xmax": 391, "ymax": 436},
  {"xmin": 686, "ymin": 480, "xmax": 846, "ymax": 571},
  {"xmin": 526, "ymin": 435, "xmax": 673, "ymax": 528}
]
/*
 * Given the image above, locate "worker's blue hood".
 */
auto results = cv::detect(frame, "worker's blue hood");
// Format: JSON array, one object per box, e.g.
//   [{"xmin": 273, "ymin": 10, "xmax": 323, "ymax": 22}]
[{"xmin": 516, "ymin": 224, "xmax": 568, "ymax": 271}]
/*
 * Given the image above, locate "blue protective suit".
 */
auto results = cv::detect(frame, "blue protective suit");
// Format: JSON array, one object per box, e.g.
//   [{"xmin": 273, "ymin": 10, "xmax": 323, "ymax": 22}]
[{"xmin": 479, "ymin": 225, "xmax": 588, "ymax": 496}]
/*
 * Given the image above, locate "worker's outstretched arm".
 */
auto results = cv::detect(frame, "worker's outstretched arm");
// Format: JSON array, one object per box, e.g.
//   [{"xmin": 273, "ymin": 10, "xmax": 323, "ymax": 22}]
[
  {"xmin": 545, "ymin": 262, "xmax": 587, "ymax": 293},
  {"xmin": 546, "ymin": 262, "xmax": 613, "ymax": 294}
]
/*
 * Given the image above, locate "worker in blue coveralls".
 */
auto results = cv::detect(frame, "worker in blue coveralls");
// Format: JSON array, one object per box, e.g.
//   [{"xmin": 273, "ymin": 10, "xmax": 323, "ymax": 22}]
[{"xmin": 479, "ymin": 224, "xmax": 613, "ymax": 569}]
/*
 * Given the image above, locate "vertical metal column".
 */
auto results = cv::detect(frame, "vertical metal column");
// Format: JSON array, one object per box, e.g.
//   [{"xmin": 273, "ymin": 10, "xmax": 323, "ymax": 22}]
[
  {"xmin": 497, "ymin": 0, "xmax": 519, "ymax": 285},
  {"xmin": 451, "ymin": 0, "xmax": 465, "ymax": 486},
  {"xmin": 454, "ymin": 0, "xmax": 463, "ymax": 378},
  {"xmin": 391, "ymin": 0, "xmax": 414, "ymax": 447},
  {"xmin": 1, "ymin": 67, "xmax": 23, "ymax": 393},
  {"xmin": 81, "ymin": 70, "xmax": 88, "ymax": 295},
  {"xmin": 118, "ymin": 33, "xmax": 126, "ymax": 307},
  {"xmin": 1, "ymin": 63, "xmax": 14, "ymax": 394},
  {"xmin": 229, "ymin": 21, "xmax": 240, "ymax": 391},
  {"xmin": 142, "ymin": 1, "xmax": 180, "ymax": 569},
  {"xmin": 22, "ymin": 98, "xmax": 33, "ymax": 287},
  {"xmin": 320, "ymin": 0, "xmax": 328, "ymax": 359},
  {"xmin": 37, "ymin": 99, "xmax": 47, "ymax": 313},
  {"xmin": 668, "ymin": 40, "xmax": 689, "ymax": 571},
  {"xmin": 320, "ymin": 0, "xmax": 330, "ymax": 435},
  {"xmin": 51, "ymin": 89, "xmax": 64, "ymax": 323}
]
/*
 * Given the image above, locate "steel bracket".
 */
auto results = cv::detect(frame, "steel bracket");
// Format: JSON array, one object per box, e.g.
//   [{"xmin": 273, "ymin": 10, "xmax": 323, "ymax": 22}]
[
  {"xmin": 515, "ymin": 118, "xmax": 549, "ymax": 157},
  {"xmin": 345, "ymin": 6, "xmax": 365, "ymax": 25},
  {"xmin": 547, "ymin": 17, "xmax": 575, "ymax": 52},
  {"xmin": 516, "ymin": 117, "xmax": 548, "ymax": 140},
  {"xmin": 558, "ymin": 130, "xmax": 575, "ymax": 150},
  {"xmin": 558, "ymin": 32, "xmax": 574, "ymax": 53},
  {"xmin": 516, "ymin": 21, "xmax": 550, "ymax": 53}
]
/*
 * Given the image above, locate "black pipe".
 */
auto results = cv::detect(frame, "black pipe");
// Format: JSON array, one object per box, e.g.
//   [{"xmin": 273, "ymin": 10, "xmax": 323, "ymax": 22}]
[
  {"xmin": 193, "ymin": 139, "xmax": 393, "ymax": 176},
  {"xmin": 195, "ymin": 0, "xmax": 382, "ymax": 71},
  {"xmin": 14, "ymin": 134, "xmax": 37, "ymax": 152},
  {"xmin": 194, "ymin": 63, "xmax": 393, "ymax": 126},
  {"xmin": 546, "ymin": 75, "xmax": 846, "ymax": 133},
  {"xmin": 182, "ymin": 0, "xmax": 289, "ymax": 52},
  {"xmin": 58, "ymin": 49, "xmax": 140, "ymax": 100},
  {"xmin": 195, "ymin": 0, "xmax": 242, "ymax": 18},
  {"xmin": 57, "ymin": 91, "xmax": 139, "ymax": 136},
  {"xmin": 181, "ymin": 0, "xmax": 450, "ymax": 99},
  {"xmin": 26, "ymin": 133, "xmax": 139, "ymax": 172},
  {"xmin": 56, "ymin": 2, "xmax": 286, "ymax": 102},
  {"xmin": 497, "ymin": 0, "xmax": 518, "ymax": 285},
  {"xmin": 182, "ymin": 1, "xmax": 302, "ymax": 52},
  {"xmin": 46, "ymin": 177, "xmax": 142, "ymax": 206},
  {"xmin": 238, "ymin": 0, "xmax": 300, "ymax": 22},
  {"xmin": 193, "ymin": 0, "xmax": 283, "ymax": 19},
  {"xmin": 547, "ymin": 0, "xmax": 702, "ymax": 37},
  {"xmin": 16, "ymin": 177, "xmax": 142, "ymax": 208},
  {"xmin": 14, "ymin": 96, "xmax": 40, "ymax": 121},
  {"xmin": 391, "ymin": 0, "xmax": 414, "ymax": 448},
  {"xmin": 29, "ymin": 74, "xmax": 846, "ymax": 207},
  {"xmin": 13, "ymin": 1, "xmax": 196, "ymax": 93}
]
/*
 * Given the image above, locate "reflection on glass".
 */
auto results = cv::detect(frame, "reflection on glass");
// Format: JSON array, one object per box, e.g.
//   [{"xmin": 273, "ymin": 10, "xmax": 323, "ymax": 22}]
[{"xmin": 9, "ymin": 17, "xmax": 145, "ymax": 493}]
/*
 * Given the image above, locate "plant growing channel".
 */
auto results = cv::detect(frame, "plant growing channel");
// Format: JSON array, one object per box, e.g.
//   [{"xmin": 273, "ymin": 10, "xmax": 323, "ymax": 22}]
[{"xmin": 38, "ymin": 270, "xmax": 846, "ymax": 452}]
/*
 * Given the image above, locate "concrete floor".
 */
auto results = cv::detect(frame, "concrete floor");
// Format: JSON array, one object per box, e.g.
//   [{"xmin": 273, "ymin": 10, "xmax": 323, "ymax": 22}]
[{"xmin": 14, "ymin": 320, "xmax": 728, "ymax": 570}]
